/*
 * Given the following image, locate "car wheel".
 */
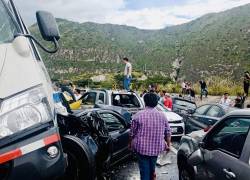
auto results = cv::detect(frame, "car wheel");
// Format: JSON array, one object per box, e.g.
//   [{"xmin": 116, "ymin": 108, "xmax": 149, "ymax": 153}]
[
  {"xmin": 179, "ymin": 162, "xmax": 194, "ymax": 180},
  {"xmin": 61, "ymin": 136, "xmax": 95, "ymax": 180}
]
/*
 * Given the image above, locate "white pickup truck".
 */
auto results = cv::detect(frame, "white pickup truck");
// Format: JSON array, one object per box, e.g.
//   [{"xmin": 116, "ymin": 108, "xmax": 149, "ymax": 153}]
[{"xmin": 81, "ymin": 89, "xmax": 185, "ymax": 137}]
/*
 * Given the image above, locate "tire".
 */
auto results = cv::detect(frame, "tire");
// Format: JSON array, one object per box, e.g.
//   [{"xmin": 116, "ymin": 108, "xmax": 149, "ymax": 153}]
[
  {"xmin": 61, "ymin": 136, "xmax": 95, "ymax": 180},
  {"xmin": 178, "ymin": 156, "xmax": 195, "ymax": 180}
]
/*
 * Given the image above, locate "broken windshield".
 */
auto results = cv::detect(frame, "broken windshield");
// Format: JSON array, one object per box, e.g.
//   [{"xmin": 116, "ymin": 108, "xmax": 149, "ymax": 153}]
[{"xmin": 112, "ymin": 94, "xmax": 141, "ymax": 108}]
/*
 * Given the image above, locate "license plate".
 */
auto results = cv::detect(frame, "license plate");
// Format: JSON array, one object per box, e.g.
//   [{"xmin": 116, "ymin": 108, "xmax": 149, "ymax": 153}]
[{"xmin": 171, "ymin": 128, "xmax": 178, "ymax": 133}]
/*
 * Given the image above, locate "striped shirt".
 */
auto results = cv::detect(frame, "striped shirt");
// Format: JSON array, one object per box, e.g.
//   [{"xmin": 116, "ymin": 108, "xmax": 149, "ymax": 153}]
[{"xmin": 130, "ymin": 107, "xmax": 171, "ymax": 156}]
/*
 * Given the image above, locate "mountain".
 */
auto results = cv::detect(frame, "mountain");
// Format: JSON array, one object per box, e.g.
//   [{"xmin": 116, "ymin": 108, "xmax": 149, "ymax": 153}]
[{"xmin": 30, "ymin": 3, "xmax": 250, "ymax": 81}]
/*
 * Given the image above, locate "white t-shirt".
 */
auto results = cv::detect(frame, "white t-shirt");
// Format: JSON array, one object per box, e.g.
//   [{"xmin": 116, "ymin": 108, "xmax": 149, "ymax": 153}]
[
  {"xmin": 181, "ymin": 82, "xmax": 186, "ymax": 89},
  {"xmin": 219, "ymin": 98, "xmax": 231, "ymax": 106},
  {"xmin": 124, "ymin": 62, "xmax": 132, "ymax": 76}
]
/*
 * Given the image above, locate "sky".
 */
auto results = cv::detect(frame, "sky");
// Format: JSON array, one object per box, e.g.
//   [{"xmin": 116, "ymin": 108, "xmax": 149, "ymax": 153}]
[{"xmin": 14, "ymin": 0, "xmax": 250, "ymax": 29}]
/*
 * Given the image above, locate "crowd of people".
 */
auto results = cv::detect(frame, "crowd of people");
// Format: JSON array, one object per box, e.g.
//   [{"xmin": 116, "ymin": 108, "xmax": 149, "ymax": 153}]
[
  {"xmin": 51, "ymin": 58, "xmax": 250, "ymax": 180},
  {"xmin": 127, "ymin": 73, "xmax": 250, "ymax": 180}
]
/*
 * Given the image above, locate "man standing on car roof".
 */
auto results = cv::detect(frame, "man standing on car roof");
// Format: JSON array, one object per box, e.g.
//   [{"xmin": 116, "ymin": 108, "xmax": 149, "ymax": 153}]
[
  {"xmin": 123, "ymin": 57, "xmax": 132, "ymax": 91},
  {"xmin": 129, "ymin": 92, "xmax": 171, "ymax": 180}
]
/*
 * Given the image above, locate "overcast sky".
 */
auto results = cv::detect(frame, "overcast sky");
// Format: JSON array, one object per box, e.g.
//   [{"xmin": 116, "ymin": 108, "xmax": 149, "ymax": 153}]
[{"xmin": 14, "ymin": 0, "xmax": 250, "ymax": 29}]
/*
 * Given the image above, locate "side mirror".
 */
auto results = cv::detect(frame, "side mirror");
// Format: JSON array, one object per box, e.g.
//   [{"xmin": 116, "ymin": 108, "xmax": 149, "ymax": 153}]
[
  {"xmin": 14, "ymin": 11, "xmax": 60, "ymax": 53},
  {"xmin": 36, "ymin": 11, "xmax": 60, "ymax": 41},
  {"xmin": 208, "ymin": 119, "xmax": 213, "ymax": 125},
  {"xmin": 188, "ymin": 149, "xmax": 203, "ymax": 166}
]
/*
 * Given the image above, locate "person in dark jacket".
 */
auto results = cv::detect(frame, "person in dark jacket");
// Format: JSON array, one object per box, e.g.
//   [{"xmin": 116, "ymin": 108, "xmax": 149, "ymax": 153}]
[
  {"xmin": 199, "ymin": 80, "xmax": 208, "ymax": 100},
  {"xmin": 234, "ymin": 93, "xmax": 245, "ymax": 108},
  {"xmin": 243, "ymin": 71, "xmax": 250, "ymax": 96}
]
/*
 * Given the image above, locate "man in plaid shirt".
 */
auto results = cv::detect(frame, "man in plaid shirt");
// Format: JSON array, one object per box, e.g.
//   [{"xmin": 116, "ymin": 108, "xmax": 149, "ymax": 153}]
[{"xmin": 129, "ymin": 92, "xmax": 171, "ymax": 180}]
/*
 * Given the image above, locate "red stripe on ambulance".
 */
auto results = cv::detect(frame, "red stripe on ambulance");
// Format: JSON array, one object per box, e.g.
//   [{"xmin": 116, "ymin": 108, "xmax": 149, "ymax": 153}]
[{"xmin": 0, "ymin": 133, "xmax": 60, "ymax": 164}]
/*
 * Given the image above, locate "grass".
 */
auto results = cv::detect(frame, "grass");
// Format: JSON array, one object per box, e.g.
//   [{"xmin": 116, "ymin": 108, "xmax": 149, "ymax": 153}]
[{"xmin": 56, "ymin": 73, "xmax": 243, "ymax": 96}]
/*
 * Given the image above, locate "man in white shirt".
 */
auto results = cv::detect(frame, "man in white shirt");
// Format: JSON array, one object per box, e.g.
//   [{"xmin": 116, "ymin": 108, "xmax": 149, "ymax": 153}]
[
  {"xmin": 123, "ymin": 57, "xmax": 132, "ymax": 90},
  {"xmin": 219, "ymin": 93, "xmax": 232, "ymax": 107}
]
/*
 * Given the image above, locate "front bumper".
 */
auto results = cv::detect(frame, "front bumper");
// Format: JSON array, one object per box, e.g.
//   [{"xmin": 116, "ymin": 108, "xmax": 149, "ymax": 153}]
[{"xmin": 0, "ymin": 127, "xmax": 67, "ymax": 180}]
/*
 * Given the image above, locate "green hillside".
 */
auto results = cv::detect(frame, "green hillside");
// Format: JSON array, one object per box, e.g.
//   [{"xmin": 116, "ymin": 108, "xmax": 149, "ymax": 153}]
[{"xmin": 30, "ymin": 3, "xmax": 250, "ymax": 81}]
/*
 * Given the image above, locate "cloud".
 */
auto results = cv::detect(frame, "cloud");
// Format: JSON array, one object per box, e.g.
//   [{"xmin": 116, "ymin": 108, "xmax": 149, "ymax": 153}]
[
  {"xmin": 15, "ymin": 0, "xmax": 125, "ymax": 24},
  {"xmin": 105, "ymin": 8, "xmax": 190, "ymax": 29},
  {"xmin": 14, "ymin": 0, "xmax": 250, "ymax": 29}
]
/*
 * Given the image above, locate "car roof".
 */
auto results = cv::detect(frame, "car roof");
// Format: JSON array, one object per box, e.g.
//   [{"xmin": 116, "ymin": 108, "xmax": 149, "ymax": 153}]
[
  {"xmin": 87, "ymin": 89, "xmax": 138, "ymax": 95},
  {"xmin": 71, "ymin": 107, "xmax": 128, "ymax": 116},
  {"xmin": 172, "ymin": 96, "xmax": 196, "ymax": 104},
  {"xmin": 224, "ymin": 109, "xmax": 250, "ymax": 117},
  {"xmin": 71, "ymin": 108, "xmax": 100, "ymax": 116},
  {"xmin": 198, "ymin": 103, "xmax": 237, "ymax": 112}
]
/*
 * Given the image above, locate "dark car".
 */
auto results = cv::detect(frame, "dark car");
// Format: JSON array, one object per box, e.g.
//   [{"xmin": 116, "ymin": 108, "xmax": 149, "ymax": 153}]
[
  {"xmin": 185, "ymin": 103, "xmax": 236, "ymax": 133},
  {"xmin": 172, "ymin": 97, "xmax": 197, "ymax": 117},
  {"xmin": 57, "ymin": 108, "xmax": 131, "ymax": 180},
  {"xmin": 178, "ymin": 109, "xmax": 250, "ymax": 180}
]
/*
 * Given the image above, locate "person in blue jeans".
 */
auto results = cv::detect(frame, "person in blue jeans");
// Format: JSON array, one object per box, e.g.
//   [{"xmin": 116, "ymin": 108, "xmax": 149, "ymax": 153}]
[
  {"xmin": 129, "ymin": 93, "xmax": 171, "ymax": 180},
  {"xmin": 122, "ymin": 57, "xmax": 132, "ymax": 90}
]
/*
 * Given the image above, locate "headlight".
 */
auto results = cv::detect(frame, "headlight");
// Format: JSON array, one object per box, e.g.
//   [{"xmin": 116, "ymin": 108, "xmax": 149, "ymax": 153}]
[{"xmin": 0, "ymin": 86, "xmax": 53, "ymax": 139}]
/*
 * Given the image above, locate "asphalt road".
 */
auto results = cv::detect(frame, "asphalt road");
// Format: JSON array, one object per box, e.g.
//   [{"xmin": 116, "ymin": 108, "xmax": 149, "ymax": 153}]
[{"xmin": 111, "ymin": 140, "xmax": 180, "ymax": 180}]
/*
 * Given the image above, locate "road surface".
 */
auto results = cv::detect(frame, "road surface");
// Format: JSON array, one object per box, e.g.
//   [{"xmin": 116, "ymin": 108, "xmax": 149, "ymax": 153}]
[{"xmin": 111, "ymin": 147, "xmax": 179, "ymax": 180}]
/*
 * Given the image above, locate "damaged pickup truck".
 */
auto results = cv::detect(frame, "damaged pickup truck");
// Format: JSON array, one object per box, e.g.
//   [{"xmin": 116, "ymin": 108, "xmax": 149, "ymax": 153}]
[{"xmin": 57, "ymin": 107, "xmax": 132, "ymax": 180}]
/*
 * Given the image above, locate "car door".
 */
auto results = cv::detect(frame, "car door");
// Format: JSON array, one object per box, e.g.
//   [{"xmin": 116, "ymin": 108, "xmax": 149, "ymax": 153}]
[
  {"xmin": 186, "ymin": 104, "xmax": 212, "ymax": 133},
  {"xmin": 99, "ymin": 111, "xmax": 130, "ymax": 164},
  {"xmin": 198, "ymin": 116, "xmax": 250, "ymax": 180}
]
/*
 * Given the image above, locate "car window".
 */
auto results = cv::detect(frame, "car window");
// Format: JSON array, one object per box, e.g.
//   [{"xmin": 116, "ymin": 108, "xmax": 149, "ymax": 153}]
[
  {"xmin": 82, "ymin": 92, "xmax": 97, "ymax": 105},
  {"xmin": 195, "ymin": 116, "xmax": 217, "ymax": 127},
  {"xmin": 206, "ymin": 106, "xmax": 222, "ymax": 117},
  {"xmin": 206, "ymin": 117, "xmax": 250, "ymax": 157},
  {"xmin": 100, "ymin": 113, "xmax": 125, "ymax": 132},
  {"xmin": 98, "ymin": 93, "xmax": 105, "ymax": 104},
  {"xmin": 195, "ymin": 105, "xmax": 211, "ymax": 115},
  {"xmin": 112, "ymin": 94, "xmax": 140, "ymax": 108}
]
